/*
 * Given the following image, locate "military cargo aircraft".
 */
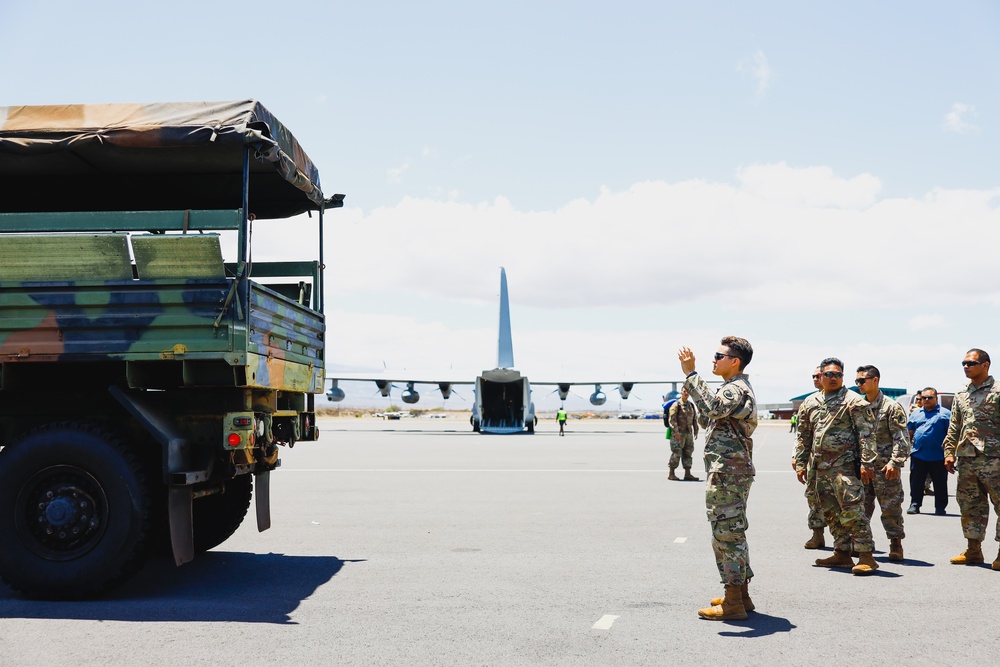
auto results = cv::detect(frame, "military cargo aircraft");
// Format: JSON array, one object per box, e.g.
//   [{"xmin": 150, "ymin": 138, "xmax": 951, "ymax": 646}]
[{"xmin": 326, "ymin": 269, "xmax": 692, "ymax": 434}]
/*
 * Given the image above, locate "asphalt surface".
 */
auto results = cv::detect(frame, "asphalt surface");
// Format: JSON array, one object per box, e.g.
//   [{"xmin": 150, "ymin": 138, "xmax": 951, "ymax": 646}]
[{"xmin": 2, "ymin": 417, "xmax": 999, "ymax": 665}]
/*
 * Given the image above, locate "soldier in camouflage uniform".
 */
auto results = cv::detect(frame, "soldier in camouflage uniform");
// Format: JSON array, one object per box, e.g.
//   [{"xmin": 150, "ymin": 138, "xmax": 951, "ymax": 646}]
[
  {"xmin": 855, "ymin": 365, "xmax": 910, "ymax": 561},
  {"xmin": 794, "ymin": 358, "xmax": 879, "ymax": 576},
  {"xmin": 942, "ymin": 348, "xmax": 1000, "ymax": 570},
  {"xmin": 678, "ymin": 336, "xmax": 757, "ymax": 621},
  {"xmin": 668, "ymin": 386, "xmax": 700, "ymax": 481},
  {"xmin": 799, "ymin": 367, "xmax": 829, "ymax": 549}
]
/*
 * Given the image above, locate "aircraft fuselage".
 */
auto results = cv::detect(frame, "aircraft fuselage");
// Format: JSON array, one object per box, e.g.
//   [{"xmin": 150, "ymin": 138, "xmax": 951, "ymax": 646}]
[{"xmin": 472, "ymin": 368, "xmax": 536, "ymax": 434}]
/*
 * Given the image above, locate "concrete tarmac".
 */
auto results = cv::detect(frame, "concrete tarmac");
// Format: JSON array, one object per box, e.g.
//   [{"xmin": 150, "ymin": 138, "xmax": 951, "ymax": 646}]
[{"xmin": 2, "ymin": 418, "xmax": 999, "ymax": 665}]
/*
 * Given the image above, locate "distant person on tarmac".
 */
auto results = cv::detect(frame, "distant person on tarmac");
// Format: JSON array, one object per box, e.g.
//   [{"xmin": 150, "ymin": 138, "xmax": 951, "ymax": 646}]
[
  {"xmin": 557, "ymin": 407, "xmax": 567, "ymax": 436},
  {"xmin": 667, "ymin": 386, "xmax": 700, "ymax": 481}
]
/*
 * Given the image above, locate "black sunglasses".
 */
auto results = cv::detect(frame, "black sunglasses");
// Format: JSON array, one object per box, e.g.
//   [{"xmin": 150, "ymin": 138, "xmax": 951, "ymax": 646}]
[
  {"xmin": 822, "ymin": 371, "xmax": 844, "ymax": 379},
  {"xmin": 714, "ymin": 353, "xmax": 737, "ymax": 361},
  {"xmin": 962, "ymin": 360, "xmax": 983, "ymax": 367},
  {"xmin": 922, "ymin": 395, "xmax": 937, "ymax": 400},
  {"xmin": 855, "ymin": 377, "xmax": 872, "ymax": 385},
  {"xmin": 811, "ymin": 374, "xmax": 821, "ymax": 380}
]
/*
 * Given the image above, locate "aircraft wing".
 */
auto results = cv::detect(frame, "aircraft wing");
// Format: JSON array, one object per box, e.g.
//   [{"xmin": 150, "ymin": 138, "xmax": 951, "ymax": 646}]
[
  {"xmin": 530, "ymin": 379, "xmax": 721, "ymax": 405},
  {"xmin": 324, "ymin": 375, "xmax": 475, "ymax": 403}
]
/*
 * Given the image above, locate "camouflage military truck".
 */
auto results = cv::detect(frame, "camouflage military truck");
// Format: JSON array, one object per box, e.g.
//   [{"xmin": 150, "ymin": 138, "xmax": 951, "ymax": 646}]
[{"xmin": 0, "ymin": 101, "xmax": 343, "ymax": 598}]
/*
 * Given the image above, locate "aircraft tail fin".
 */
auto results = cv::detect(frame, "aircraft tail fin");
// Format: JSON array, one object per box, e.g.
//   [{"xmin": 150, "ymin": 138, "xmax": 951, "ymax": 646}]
[{"xmin": 497, "ymin": 267, "xmax": 514, "ymax": 369}]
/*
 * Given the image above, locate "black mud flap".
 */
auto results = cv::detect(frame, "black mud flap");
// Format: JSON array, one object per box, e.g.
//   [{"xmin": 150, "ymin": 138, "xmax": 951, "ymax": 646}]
[
  {"xmin": 168, "ymin": 486, "xmax": 194, "ymax": 566},
  {"xmin": 255, "ymin": 470, "xmax": 271, "ymax": 532}
]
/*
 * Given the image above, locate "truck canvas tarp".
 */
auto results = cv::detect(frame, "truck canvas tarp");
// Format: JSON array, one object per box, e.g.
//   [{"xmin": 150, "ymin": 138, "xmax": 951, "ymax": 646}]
[
  {"xmin": 0, "ymin": 100, "xmax": 343, "ymax": 599},
  {"xmin": 0, "ymin": 100, "xmax": 336, "ymax": 217}
]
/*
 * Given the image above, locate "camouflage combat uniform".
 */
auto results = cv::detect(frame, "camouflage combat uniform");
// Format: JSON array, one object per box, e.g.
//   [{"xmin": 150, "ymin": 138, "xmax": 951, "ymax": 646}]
[
  {"xmin": 685, "ymin": 372, "xmax": 757, "ymax": 586},
  {"xmin": 668, "ymin": 398, "xmax": 699, "ymax": 470},
  {"xmin": 794, "ymin": 387, "xmax": 877, "ymax": 554},
  {"xmin": 798, "ymin": 391, "xmax": 827, "ymax": 532},
  {"xmin": 863, "ymin": 391, "xmax": 911, "ymax": 539},
  {"xmin": 942, "ymin": 376, "xmax": 1000, "ymax": 544}
]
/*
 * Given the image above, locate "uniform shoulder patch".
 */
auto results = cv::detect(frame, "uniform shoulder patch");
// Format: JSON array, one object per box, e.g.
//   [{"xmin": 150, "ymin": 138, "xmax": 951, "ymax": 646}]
[{"xmin": 723, "ymin": 389, "xmax": 736, "ymax": 401}]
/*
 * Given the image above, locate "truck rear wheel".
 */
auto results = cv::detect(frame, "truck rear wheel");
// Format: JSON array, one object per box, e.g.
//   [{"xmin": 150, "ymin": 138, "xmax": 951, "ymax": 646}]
[
  {"xmin": 0, "ymin": 423, "xmax": 156, "ymax": 599},
  {"xmin": 193, "ymin": 474, "xmax": 253, "ymax": 553}
]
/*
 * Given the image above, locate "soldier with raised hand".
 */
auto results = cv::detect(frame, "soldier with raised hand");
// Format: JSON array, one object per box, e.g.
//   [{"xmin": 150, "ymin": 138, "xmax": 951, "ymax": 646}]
[
  {"xmin": 678, "ymin": 336, "xmax": 757, "ymax": 621},
  {"xmin": 855, "ymin": 365, "xmax": 910, "ymax": 561},
  {"xmin": 794, "ymin": 358, "xmax": 879, "ymax": 575},
  {"xmin": 942, "ymin": 348, "xmax": 1000, "ymax": 570},
  {"xmin": 667, "ymin": 386, "xmax": 700, "ymax": 481}
]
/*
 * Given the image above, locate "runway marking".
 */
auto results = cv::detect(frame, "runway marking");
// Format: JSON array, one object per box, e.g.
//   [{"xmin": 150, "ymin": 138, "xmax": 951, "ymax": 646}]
[
  {"xmin": 673, "ymin": 537, "xmax": 687, "ymax": 543},
  {"xmin": 284, "ymin": 469, "xmax": 689, "ymax": 473},
  {"xmin": 592, "ymin": 615, "xmax": 620, "ymax": 630},
  {"xmin": 283, "ymin": 468, "xmax": 803, "ymax": 474}
]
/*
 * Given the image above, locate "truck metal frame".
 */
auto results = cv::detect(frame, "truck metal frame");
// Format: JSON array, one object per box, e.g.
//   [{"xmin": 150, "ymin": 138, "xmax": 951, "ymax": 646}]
[{"xmin": 0, "ymin": 101, "xmax": 342, "ymax": 598}]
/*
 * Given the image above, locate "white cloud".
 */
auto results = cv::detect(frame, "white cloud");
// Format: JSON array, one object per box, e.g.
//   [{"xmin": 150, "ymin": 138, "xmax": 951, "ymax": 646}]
[
  {"xmin": 944, "ymin": 102, "xmax": 980, "ymax": 134},
  {"xmin": 909, "ymin": 314, "xmax": 948, "ymax": 330},
  {"xmin": 736, "ymin": 162, "xmax": 881, "ymax": 208},
  {"xmin": 249, "ymin": 164, "xmax": 1000, "ymax": 404},
  {"xmin": 738, "ymin": 50, "xmax": 772, "ymax": 99},
  {"xmin": 387, "ymin": 160, "xmax": 410, "ymax": 184}
]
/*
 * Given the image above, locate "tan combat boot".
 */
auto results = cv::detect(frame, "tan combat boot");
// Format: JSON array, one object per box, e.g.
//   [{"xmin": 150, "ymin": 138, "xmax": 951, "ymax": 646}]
[
  {"xmin": 993, "ymin": 548, "xmax": 1000, "ymax": 571},
  {"xmin": 698, "ymin": 584, "xmax": 748, "ymax": 621},
  {"xmin": 888, "ymin": 538, "xmax": 904, "ymax": 562},
  {"xmin": 950, "ymin": 539, "xmax": 984, "ymax": 565},
  {"xmin": 683, "ymin": 469, "xmax": 700, "ymax": 481},
  {"xmin": 804, "ymin": 528, "xmax": 825, "ymax": 549},
  {"xmin": 852, "ymin": 552, "xmax": 879, "ymax": 575},
  {"xmin": 815, "ymin": 550, "xmax": 854, "ymax": 568},
  {"xmin": 668, "ymin": 467, "xmax": 679, "ymax": 481},
  {"xmin": 710, "ymin": 581, "xmax": 754, "ymax": 612}
]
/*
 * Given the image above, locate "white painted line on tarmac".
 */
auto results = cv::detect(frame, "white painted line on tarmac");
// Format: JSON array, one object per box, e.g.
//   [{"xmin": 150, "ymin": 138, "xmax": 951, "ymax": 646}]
[
  {"xmin": 283, "ymin": 469, "xmax": 681, "ymax": 473},
  {"xmin": 673, "ymin": 537, "xmax": 687, "ymax": 543},
  {"xmin": 592, "ymin": 615, "xmax": 620, "ymax": 630}
]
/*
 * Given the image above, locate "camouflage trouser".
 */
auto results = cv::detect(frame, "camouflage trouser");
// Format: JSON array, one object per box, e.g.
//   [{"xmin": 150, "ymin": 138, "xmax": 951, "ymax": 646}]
[
  {"xmin": 808, "ymin": 464, "xmax": 874, "ymax": 553},
  {"xmin": 669, "ymin": 434, "xmax": 695, "ymax": 470},
  {"xmin": 955, "ymin": 454, "xmax": 1000, "ymax": 543},
  {"xmin": 863, "ymin": 452, "xmax": 905, "ymax": 540},
  {"xmin": 805, "ymin": 464, "xmax": 826, "ymax": 530},
  {"xmin": 706, "ymin": 472, "xmax": 754, "ymax": 585}
]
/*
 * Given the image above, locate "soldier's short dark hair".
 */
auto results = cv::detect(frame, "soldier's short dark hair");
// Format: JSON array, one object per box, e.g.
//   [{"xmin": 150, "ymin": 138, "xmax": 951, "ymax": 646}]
[
  {"xmin": 968, "ymin": 348, "xmax": 991, "ymax": 364},
  {"xmin": 922, "ymin": 387, "xmax": 937, "ymax": 396},
  {"xmin": 721, "ymin": 335, "xmax": 753, "ymax": 370},
  {"xmin": 821, "ymin": 357, "xmax": 844, "ymax": 371},
  {"xmin": 856, "ymin": 365, "xmax": 880, "ymax": 379}
]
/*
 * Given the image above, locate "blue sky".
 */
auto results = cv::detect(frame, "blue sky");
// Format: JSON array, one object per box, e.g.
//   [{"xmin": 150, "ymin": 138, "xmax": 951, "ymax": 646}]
[{"xmin": 3, "ymin": 1, "xmax": 998, "ymax": 408}]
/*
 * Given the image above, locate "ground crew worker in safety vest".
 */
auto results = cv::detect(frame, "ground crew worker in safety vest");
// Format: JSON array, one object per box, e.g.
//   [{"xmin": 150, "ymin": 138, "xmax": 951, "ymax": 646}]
[{"xmin": 557, "ymin": 408, "xmax": 568, "ymax": 436}]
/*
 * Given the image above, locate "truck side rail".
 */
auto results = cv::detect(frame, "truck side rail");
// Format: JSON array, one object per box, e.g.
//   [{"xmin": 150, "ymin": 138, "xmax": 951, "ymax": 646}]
[{"xmin": 0, "ymin": 210, "xmax": 243, "ymax": 233}]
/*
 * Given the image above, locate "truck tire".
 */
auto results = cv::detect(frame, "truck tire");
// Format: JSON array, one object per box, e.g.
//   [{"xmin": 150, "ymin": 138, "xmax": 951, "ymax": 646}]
[
  {"xmin": 192, "ymin": 474, "xmax": 253, "ymax": 553},
  {"xmin": 0, "ymin": 423, "xmax": 156, "ymax": 599}
]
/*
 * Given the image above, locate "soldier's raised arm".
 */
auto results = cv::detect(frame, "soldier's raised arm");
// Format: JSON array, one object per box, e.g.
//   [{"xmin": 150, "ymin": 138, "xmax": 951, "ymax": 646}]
[{"xmin": 685, "ymin": 372, "xmax": 749, "ymax": 420}]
